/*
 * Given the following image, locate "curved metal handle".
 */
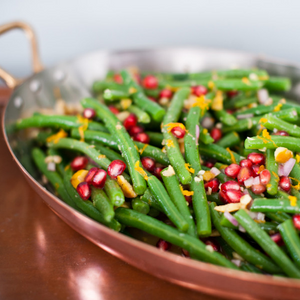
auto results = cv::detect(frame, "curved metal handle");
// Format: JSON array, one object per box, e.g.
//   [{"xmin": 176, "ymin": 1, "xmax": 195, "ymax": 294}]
[{"xmin": 0, "ymin": 21, "xmax": 43, "ymax": 89}]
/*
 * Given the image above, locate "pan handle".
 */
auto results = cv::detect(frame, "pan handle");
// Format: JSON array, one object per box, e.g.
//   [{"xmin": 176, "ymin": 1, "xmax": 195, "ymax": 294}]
[{"xmin": 0, "ymin": 21, "xmax": 43, "ymax": 89}]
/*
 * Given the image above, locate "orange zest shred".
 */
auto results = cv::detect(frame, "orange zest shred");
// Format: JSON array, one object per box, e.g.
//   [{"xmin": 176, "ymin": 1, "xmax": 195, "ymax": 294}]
[
  {"xmin": 273, "ymin": 103, "xmax": 282, "ymax": 112},
  {"xmin": 98, "ymin": 155, "xmax": 106, "ymax": 159},
  {"xmin": 296, "ymin": 154, "xmax": 300, "ymax": 163},
  {"xmin": 208, "ymin": 81, "xmax": 215, "ymax": 89},
  {"xmin": 272, "ymin": 171, "xmax": 279, "ymax": 182},
  {"xmin": 120, "ymin": 98, "xmax": 132, "ymax": 109},
  {"xmin": 134, "ymin": 145, "xmax": 139, "ymax": 151},
  {"xmin": 289, "ymin": 196, "xmax": 297, "ymax": 207},
  {"xmin": 134, "ymin": 161, "xmax": 148, "ymax": 180},
  {"xmin": 258, "ymin": 75, "xmax": 269, "ymax": 81},
  {"xmin": 258, "ymin": 165, "xmax": 265, "ymax": 174},
  {"xmin": 138, "ymin": 144, "xmax": 148, "ymax": 155},
  {"xmin": 242, "ymin": 77, "xmax": 251, "ymax": 85},
  {"xmin": 202, "ymin": 128, "xmax": 208, "ymax": 135},
  {"xmin": 274, "ymin": 147, "xmax": 293, "ymax": 163},
  {"xmin": 254, "ymin": 219, "xmax": 266, "ymax": 224},
  {"xmin": 128, "ymin": 87, "xmax": 137, "ymax": 94},
  {"xmin": 259, "ymin": 118, "xmax": 268, "ymax": 124},
  {"xmin": 211, "ymin": 91, "xmax": 223, "ymax": 111},
  {"xmin": 46, "ymin": 129, "xmax": 68, "ymax": 144},
  {"xmin": 180, "ymin": 185, "xmax": 194, "ymax": 196},
  {"xmin": 226, "ymin": 147, "xmax": 236, "ymax": 164},
  {"xmin": 191, "ymin": 96, "xmax": 211, "ymax": 115},
  {"xmin": 166, "ymin": 139, "xmax": 175, "ymax": 148},
  {"xmin": 203, "ymin": 171, "xmax": 215, "ymax": 181},
  {"xmin": 76, "ymin": 115, "xmax": 90, "ymax": 142},
  {"xmin": 117, "ymin": 175, "xmax": 137, "ymax": 198},
  {"xmin": 161, "ymin": 146, "xmax": 166, "ymax": 153},
  {"xmin": 64, "ymin": 165, "xmax": 70, "ymax": 171},
  {"xmin": 266, "ymin": 183, "xmax": 272, "ymax": 188},
  {"xmin": 185, "ymin": 163, "xmax": 195, "ymax": 174},
  {"xmin": 164, "ymin": 122, "xmax": 186, "ymax": 133},
  {"xmin": 290, "ymin": 177, "xmax": 300, "ymax": 190}
]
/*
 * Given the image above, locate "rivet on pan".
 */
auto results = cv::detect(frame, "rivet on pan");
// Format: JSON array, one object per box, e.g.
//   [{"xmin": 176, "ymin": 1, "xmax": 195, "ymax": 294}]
[
  {"xmin": 30, "ymin": 80, "xmax": 41, "ymax": 92},
  {"xmin": 14, "ymin": 96, "xmax": 23, "ymax": 108},
  {"xmin": 54, "ymin": 70, "xmax": 66, "ymax": 82}
]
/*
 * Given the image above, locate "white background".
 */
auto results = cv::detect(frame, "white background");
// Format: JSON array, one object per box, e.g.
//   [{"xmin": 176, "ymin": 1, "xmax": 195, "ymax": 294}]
[{"xmin": 1, "ymin": 0, "xmax": 300, "ymax": 77}]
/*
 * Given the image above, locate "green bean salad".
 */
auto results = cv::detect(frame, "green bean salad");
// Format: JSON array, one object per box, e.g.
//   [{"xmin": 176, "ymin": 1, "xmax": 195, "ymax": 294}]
[{"xmin": 16, "ymin": 67, "xmax": 300, "ymax": 278}]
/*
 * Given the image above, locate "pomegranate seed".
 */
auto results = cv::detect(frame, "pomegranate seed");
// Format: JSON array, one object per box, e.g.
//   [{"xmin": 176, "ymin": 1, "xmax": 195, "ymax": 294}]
[
  {"xmin": 108, "ymin": 105, "xmax": 119, "ymax": 115},
  {"xmin": 240, "ymin": 159, "xmax": 253, "ymax": 168},
  {"xmin": 113, "ymin": 73, "xmax": 123, "ymax": 84},
  {"xmin": 279, "ymin": 176, "xmax": 291, "ymax": 192},
  {"xmin": 270, "ymin": 233, "xmax": 284, "ymax": 246},
  {"xmin": 123, "ymin": 113, "xmax": 137, "ymax": 130},
  {"xmin": 220, "ymin": 189, "xmax": 243, "ymax": 203},
  {"xmin": 247, "ymin": 152, "xmax": 265, "ymax": 166},
  {"xmin": 77, "ymin": 182, "xmax": 91, "ymax": 200},
  {"xmin": 182, "ymin": 248, "xmax": 190, "ymax": 258},
  {"xmin": 191, "ymin": 85, "xmax": 207, "ymax": 97},
  {"xmin": 70, "ymin": 156, "xmax": 88, "ymax": 171},
  {"xmin": 142, "ymin": 75, "xmax": 158, "ymax": 89},
  {"xmin": 204, "ymin": 178, "xmax": 220, "ymax": 193},
  {"xmin": 260, "ymin": 169, "xmax": 271, "ymax": 185},
  {"xmin": 133, "ymin": 132, "xmax": 150, "ymax": 144},
  {"xmin": 292, "ymin": 215, "xmax": 300, "ymax": 230},
  {"xmin": 274, "ymin": 130, "xmax": 289, "ymax": 136},
  {"xmin": 83, "ymin": 108, "xmax": 96, "ymax": 120},
  {"xmin": 184, "ymin": 195, "xmax": 192, "ymax": 206},
  {"xmin": 141, "ymin": 157, "xmax": 155, "ymax": 172},
  {"xmin": 252, "ymin": 164, "xmax": 261, "ymax": 176},
  {"xmin": 210, "ymin": 128, "xmax": 222, "ymax": 142},
  {"xmin": 91, "ymin": 169, "xmax": 107, "ymax": 188},
  {"xmin": 237, "ymin": 167, "xmax": 253, "ymax": 184},
  {"xmin": 148, "ymin": 96, "xmax": 157, "ymax": 102},
  {"xmin": 107, "ymin": 160, "xmax": 126, "ymax": 179},
  {"xmin": 153, "ymin": 166, "xmax": 164, "ymax": 180},
  {"xmin": 205, "ymin": 240, "xmax": 220, "ymax": 252},
  {"xmin": 221, "ymin": 181, "xmax": 240, "ymax": 192},
  {"xmin": 85, "ymin": 167, "xmax": 99, "ymax": 185},
  {"xmin": 129, "ymin": 125, "xmax": 144, "ymax": 136},
  {"xmin": 251, "ymin": 183, "xmax": 266, "ymax": 194},
  {"xmin": 171, "ymin": 126, "xmax": 186, "ymax": 138},
  {"xmin": 156, "ymin": 239, "xmax": 171, "ymax": 251},
  {"xmin": 203, "ymin": 161, "xmax": 215, "ymax": 168},
  {"xmin": 226, "ymin": 109, "xmax": 234, "ymax": 114},
  {"xmin": 159, "ymin": 89, "xmax": 173, "ymax": 99},
  {"xmin": 227, "ymin": 90, "xmax": 238, "ymax": 98},
  {"xmin": 224, "ymin": 164, "xmax": 241, "ymax": 179}
]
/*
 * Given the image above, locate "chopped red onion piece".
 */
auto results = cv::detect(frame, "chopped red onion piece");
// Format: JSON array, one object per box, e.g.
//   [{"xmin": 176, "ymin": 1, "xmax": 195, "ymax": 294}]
[
  {"xmin": 236, "ymin": 113, "xmax": 254, "ymax": 120},
  {"xmin": 231, "ymin": 259, "xmax": 242, "ymax": 267},
  {"xmin": 257, "ymin": 89, "xmax": 269, "ymax": 104},
  {"xmin": 244, "ymin": 176, "xmax": 254, "ymax": 188},
  {"xmin": 210, "ymin": 167, "xmax": 221, "ymax": 176},
  {"xmin": 257, "ymin": 212, "xmax": 265, "ymax": 222},
  {"xmin": 238, "ymin": 225, "xmax": 246, "ymax": 233},
  {"xmin": 224, "ymin": 211, "xmax": 239, "ymax": 227},
  {"xmin": 278, "ymin": 158, "xmax": 296, "ymax": 177},
  {"xmin": 201, "ymin": 116, "xmax": 214, "ymax": 129},
  {"xmin": 252, "ymin": 176, "xmax": 260, "ymax": 185},
  {"xmin": 196, "ymin": 125, "xmax": 200, "ymax": 142},
  {"xmin": 243, "ymin": 189, "xmax": 249, "ymax": 195},
  {"xmin": 47, "ymin": 162, "xmax": 56, "ymax": 171}
]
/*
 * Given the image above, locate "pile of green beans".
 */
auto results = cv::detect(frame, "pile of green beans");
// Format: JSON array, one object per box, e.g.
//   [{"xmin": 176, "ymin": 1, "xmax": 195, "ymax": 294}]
[{"xmin": 15, "ymin": 66, "xmax": 300, "ymax": 279}]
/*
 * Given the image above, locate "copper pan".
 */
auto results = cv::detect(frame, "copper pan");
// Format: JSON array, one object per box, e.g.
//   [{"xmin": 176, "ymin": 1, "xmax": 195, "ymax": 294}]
[{"xmin": 2, "ymin": 21, "xmax": 300, "ymax": 300}]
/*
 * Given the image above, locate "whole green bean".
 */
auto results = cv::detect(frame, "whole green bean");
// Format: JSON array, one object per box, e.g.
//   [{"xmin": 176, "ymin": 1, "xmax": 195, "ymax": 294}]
[
  {"xmin": 131, "ymin": 198, "xmax": 150, "ymax": 215},
  {"xmin": 240, "ymin": 262, "xmax": 263, "ymax": 274},
  {"xmin": 93, "ymin": 144, "xmax": 126, "ymax": 164},
  {"xmin": 216, "ymin": 132, "xmax": 241, "ymax": 148},
  {"xmin": 104, "ymin": 176, "xmax": 125, "ymax": 207},
  {"xmin": 199, "ymin": 125, "xmax": 214, "ymax": 144},
  {"xmin": 213, "ymin": 109, "xmax": 237, "ymax": 126},
  {"xmin": 264, "ymin": 77, "xmax": 291, "ymax": 91},
  {"xmin": 115, "ymin": 207, "xmax": 238, "ymax": 269},
  {"xmin": 214, "ymin": 79, "xmax": 263, "ymax": 91},
  {"xmin": 139, "ymin": 188, "xmax": 163, "ymax": 212},
  {"xmin": 127, "ymin": 105, "xmax": 151, "ymax": 124},
  {"xmin": 234, "ymin": 209, "xmax": 300, "ymax": 278},
  {"xmin": 103, "ymin": 87, "xmax": 130, "ymax": 101},
  {"xmin": 92, "ymin": 81, "xmax": 123, "ymax": 94},
  {"xmin": 251, "ymin": 198, "xmax": 300, "ymax": 214},
  {"xmin": 266, "ymin": 149, "xmax": 278, "ymax": 195},
  {"xmin": 265, "ymin": 212, "xmax": 291, "ymax": 223},
  {"xmin": 145, "ymin": 131, "xmax": 164, "ymax": 147}
]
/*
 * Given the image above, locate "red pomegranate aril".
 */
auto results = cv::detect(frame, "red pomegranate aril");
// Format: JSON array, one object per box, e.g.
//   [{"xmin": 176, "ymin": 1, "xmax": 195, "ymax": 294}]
[
  {"xmin": 129, "ymin": 125, "xmax": 144, "ymax": 136},
  {"xmin": 92, "ymin": 169, "xmax": 107, "ymax": 188},
  {"xmin": 171, "ymin": 126, "xmax": 186, "ymax": 139},
  {"xmin": 274, "ymin": 130, "xmax": 289, "ymax": 136},
  {"xmin": 156, "ymin": 239, "xmax": 171, "ymax": 251},
  {"xmin": 123, "ymin": 113, "xmax": 137, "ymax": 130},
  {"xmin": 237, "ymin": 167, "xmax": 253, "ymax": 184},
  {"xmin": 153, "ymin": 166, "xmax": 164, "ymax": 180},
  {"xmin": 182, "ymin": 249, "xmax": 190, "ymax": 258},
  {"xmin": 226, "ymin": 109, "xmax": 234, "ymax": 114},
  {"xmin": 77, "ymin": 182, "xmax": 91, "ymax": 200},
  {"xmin": 227, "ymin": 90, "xmax": 238, "ymax": 98},
  {"xmin": 70, "ymin": 156, "xmax": 88, "ymax": 171},
  {"xmin": 159, "ymin": 89, "xmax": 173, "ymax": 99},
  {"xmin": 251, "ymin": 184, "xmax": 266, "ymax": 194},
  {"xmin": 83, "ymin": 108, "xmax": 96, "ymax": 120},
  {"xmin": 133, "ymin": 132, "xmax": 150, "ymax": 144},
  {"xmin": 184, "ymin": 195, "xmax": 192, "ymax": 206},
  {"xmin": 204, "ymin": 178, "xmax": 220, "ymax": 193},
  {"xmin": 260, "ymin": 169, "xmax": 271, "ymax": 185},
  {"xmin": 85, "ymin": 167, "xmax": 99, "ymax": 185},
  {"xmin": 220, "ymin": 189, "xmax": 243, "ymax": 203},
  {"xmin": 210, "ymin": 128, "xmax": 222, "ymax": 142},
  {"xmin": 107, "ymin": 160, "xmax": 126, "ymax": 179},
  {"xmin": 240, "ymin": 159, "xmax": 253, "ymax": 168},
  {"xmin": 205, "ymin": 240, "xmax": 220, "ymax": 252},
  {"xmin": 148, "ymin": 96, "xmax": 157, "ymax": 102},
  {"xmin": 108, "ymin": 105, "xmax": 119, "ymax": 115},
  {"xmin": 252, "ymin": 164, "xmax": 261, "ymax": 176},
  {"xmin": 270, "ymin": 233, "xmax": 284, "ymax": 246},
  {"xmin": 113, "ymin": 73, "xmax": 123, "ymax": 84},
  {"xmin": 224, "ymin": 164, "xmax": 241, "ymax": 179},
  {"xmin": 279, "ymin": 176, "xmax": 291, "ymax": 192},
  {"xmin": 221, "ymin": 180, "xmax": 240, "ymax": 192},
  {"xmin": 203, "ymin": 161, "xmax": 215, "ymax": 168},
  {"xmin": 292, "ymin": 215, "xmax": 300, "ymax": 230},
  {"xmin": 142, "ymin": 75, "xmax": 158, "ymax": 89},
  {"xmin": 141, "ymin": 157, "xmax": 155, "ymax": 172},
  {"xmin": 191, "ymin": 85, "xmax": 207, "ymax": 97},
  {"xmin": 247, "ymin": 152, "xmax": 265, "ymax": 166}
]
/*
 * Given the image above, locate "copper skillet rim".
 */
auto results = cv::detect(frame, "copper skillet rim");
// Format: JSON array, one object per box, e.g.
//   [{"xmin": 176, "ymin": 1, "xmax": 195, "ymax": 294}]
[{"xmin": 2, "ymin": 46, "xmax": 300, "ymax": 288}]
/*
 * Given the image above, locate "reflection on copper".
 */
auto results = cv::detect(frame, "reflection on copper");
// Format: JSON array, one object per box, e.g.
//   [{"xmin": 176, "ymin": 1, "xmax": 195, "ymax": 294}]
[{"xmin": 35, "ymin": 223, "xmax": 47, "ymax": 267}]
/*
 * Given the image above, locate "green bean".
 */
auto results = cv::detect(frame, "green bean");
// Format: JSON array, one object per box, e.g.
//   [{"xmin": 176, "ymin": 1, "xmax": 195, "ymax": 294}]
[
  {"xmin": 215, "ymin": 69, "xmax": 268, "ymax": 79},
  {"xmin": 148, "ymin": 207, "xmax": 160, "ymax": 217},
  {"xmin": 215, "ymin": 237, "xmax": 234, "ymax": 259},
  {"xmin": 264, "ymin": 77, "xmax": 291, "ymax": 91},
  {"xmin": 120, "ymin": 70, "xmax": 165, "ymax": 122},
  {"xmin": 144, "ymin": 88, "xmax": 160, "ymax": 98},
  {"xmin": 216, "ymin": 132, "xmax": 241, "ymax": 148},
  {"xmin": 240, "ymin": 262, "xmax": 263, "ymax": 274},
  {"xmin": 251, "ymin": 198, "xmax": 300, "ymax": 214},
  {"xmin": 139, "ymin": 188, "xmax": 163, "ymax": 212},
  {"xmin": 219, "ymin": 213, "xmax": 238, "ymax": 229},
  {"xmin": 210, "ymin": 203, "xmax": 281, "ymax": 274},
  {"xmin": 278, "ymin": 219, "xmax": 300, "ymax": 269},
  {"xmin": 127, "ymin": 105, "xmax": 151, "ymax": 123},
  {"xmin": 63, "ymin": 168, "xmax": 121, "ymax": 231},
  {"xmin": 162, "ymin": 88, "xmax": 192, "ymax": 185},
  {"xmin": 290, "ymin": 163, "xmax": 300, "ymax": 182},
  {"xmin": 234, "ymin": 209, "xmax": 300, "ymax": 278},
  {"xmin": 159, "ymin": 79, "xmax": 209, "ymax": 89},
  {"xmin": 161, "ymin": 167, "xmax": 196, "ymax": 237},
  {"xmin": 93, "ymin": 144, "xmax": 126, "ymax": 164},
  {"xmin": 114, "ymin": 207, "xmax": 238, "ymax": 269},
  {"xmin": 147, "ymin": 175, "xmax": 189, "ymax": 232},
  {"xmin": 31, "ymin": 148, "xmax": 78, "ymax": 210},
  {"xmin": 214, "ymin": 79, "xmax": 264, "ymax": 91},
  {"xmin": 184, "ymin": 106, "xmax": 211, "ymax": 237},
  {"xmin": 103, "ymin": 87, "xmax": 130, "ymax": 101},
  {"xmin": 198, "ymin": 143, "xmax": 244, "ymax": 165},
  {"xmin": 213, "ymin": 109, "xmax": 237, "ymax": 126},
  {"xmin": 206, "ymin": 193, "xmax": 223, "ymax": 205},
  {"xmin": 226, "ymin": 96, "xmax": 258, "ymax": 110},
  {"xmin": 104, "ymin": 176, "xmax": 125, "ymax": 207},
  {"xmin": 265, "ymin": 149, "xmax": 278, "ymax": 195},
  {"xmin": 265, "ymin": 212, "xmax": 291, "ymax": 223},
  {"xmin": 145, "ymin": 131, "xmax": 164, "ymax": 147},
  {"xmin": 91, "ymin": 187, "xmax": 114, "ymax": 222},
  {"xmin": 199, "ymin": 125, "xmax": 214, "ymax": 144},
  {"xmin": 131, "ymin": 198, "xmax": 150, "ymax": 215},
  {"xmin": 92, "ymin": 81, "xmax": 123, "ymax": 95},
  {"xmin": 81, "ymin": 98, "xmax": 146, "ymax": 195}
]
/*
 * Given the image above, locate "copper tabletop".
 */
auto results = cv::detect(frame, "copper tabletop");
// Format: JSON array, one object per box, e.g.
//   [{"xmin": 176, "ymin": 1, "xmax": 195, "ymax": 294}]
[{"xmin": 0, "ymin": 87, "xmax": 220, "ymax": 300}]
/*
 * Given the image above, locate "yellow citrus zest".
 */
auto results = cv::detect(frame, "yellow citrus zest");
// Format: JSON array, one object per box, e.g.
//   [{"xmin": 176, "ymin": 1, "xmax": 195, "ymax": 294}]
[
  {"xmin": 226, "ymin": 147, "xmax": 236, "ymax": 164},
  {"xmin": 46, "ymin": 129, "xmax": 68, "ymax": 144},
  {"xmin": 120, "ymin": 98, "xmax": 132, "ymax": 109},
  {"xmin": 208, "ymin": 81, "xmax": 215, "ymax": 89},
  {"xmin": 242, "ymin": 77, "xmax": 251, "ymax": 85},
  {"xmin": 192, "ymin": 96, "xmax": 211, "ymax": 115},
  {"xmin": 273, "ymin": 103, "xmax": 282, "ymax": 112},
  {"xmin": 211, "ymin": 91, "xmax": 223, "ymax": 111},
  {"xmin": 272, "ymin": 171, "xmax": 279, "ymax": 182},
  {"xmin": 134, "ymin": 161, "xmax": 148, "ymax": 180},
  {"xmin": 64, "ymin": 165, "xmax": 70, "ymax": 171},
  {"xmin": 71, "ymin": 170, "xmax": 89, "ymax": 189},
  {"xmin": 290, "ymin": 177, "xmax": 300, "ymax": 190},
  {"xmin": 138, "ymin": 144, "xmax": 148, "ymax": 155},
  {"xmin": 165, "ymin": 139, "xmax": 175, "ymax": 148},
  {"xmin": 202, "ymin": 128, "xmax": 208, "ymax": 135},
  {"xmin": 274, "ymin": 147, "xmax": 293, "ymax": 163},
  {"xmin": 259, "ymin": 118, "xmax": 268, "ymax": 124},
  {"xmin": 296, "ymin": 154, "xmax": 300, "ymax": 163},
  {"xmin": 128, "ymin": 87, "xmax": 137, "ymax": 94},
  {"xmin": 98, "ymin": 155, "xmax": 106, "ymax": 159},
  {"xmin": 258, "ymin": 165, "xmax": 265, "ymax": 174},
  {"xmin": 203, "ymin": 171, "xmax": 215, "ymax": 181},
  {"xmin": 77, "ymin": 115, "xmax": 90, "ymax": 142},
  {"xmin": 185, "ymin": 163, "xmax": 195, "ymax": 174},
  {"xmin": 164, "ymin": 122, "xmax": 186, "ymax": 133},
  {"xmin": 289, "ymin": 196, "xmax": 297, "ymax": 207},
  {"xmin": 180, "ymin": 185, "xmax": 194, "ymax": 196},
  {"xmin": 117, "ymin": 175, "xmax": 137, "ymax": 198}
]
